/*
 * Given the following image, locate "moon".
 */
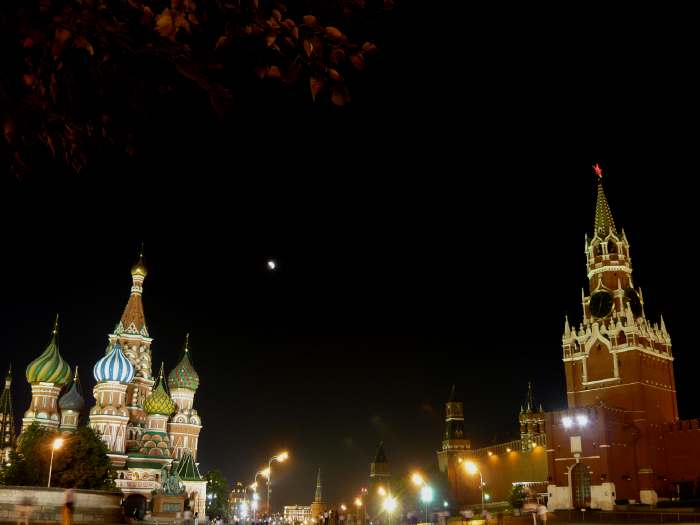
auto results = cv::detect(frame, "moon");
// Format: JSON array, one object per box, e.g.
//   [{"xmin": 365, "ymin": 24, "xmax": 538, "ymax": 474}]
[{"xmin": 267, "ymin": 260, "xmax": 277, "ymax": 271}]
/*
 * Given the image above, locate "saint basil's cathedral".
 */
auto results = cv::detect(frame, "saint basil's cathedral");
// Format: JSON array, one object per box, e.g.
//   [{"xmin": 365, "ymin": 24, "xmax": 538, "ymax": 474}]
[{"xmin": 2, "ymin": 253, "xmax": 207, "ymax": 513}]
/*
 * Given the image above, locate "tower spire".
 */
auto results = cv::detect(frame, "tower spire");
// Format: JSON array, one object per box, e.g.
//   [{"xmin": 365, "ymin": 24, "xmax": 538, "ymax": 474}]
[
  {"xmin": 1, "ymin": 364, "xmax": 15, "ymax": 461},
  {"xmin": 525, "ymin": 381, "xmax": 535, "ymax": 412},
  {"xmin": 115, "ymin": 246, "xmax": 149, "ymax": 337},
  {"xmin": 593, "ymin": 164, "xmax": 617, "ymax": 237},
  {"xmin": 314, "ymin": 467, "xmax": 323, "ymax": 503}
]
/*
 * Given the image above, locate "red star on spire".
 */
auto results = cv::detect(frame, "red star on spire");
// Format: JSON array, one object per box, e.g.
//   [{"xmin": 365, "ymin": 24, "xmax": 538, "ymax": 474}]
[{"xmin": 593, "ymin": 163, "xmax": 603, "ymax": 179}]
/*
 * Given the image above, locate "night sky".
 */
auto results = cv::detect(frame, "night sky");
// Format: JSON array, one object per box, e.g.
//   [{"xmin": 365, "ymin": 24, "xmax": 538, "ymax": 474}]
[{"xmin": 2, "ymin": 2, "xmax": 699, "ymax": 511}]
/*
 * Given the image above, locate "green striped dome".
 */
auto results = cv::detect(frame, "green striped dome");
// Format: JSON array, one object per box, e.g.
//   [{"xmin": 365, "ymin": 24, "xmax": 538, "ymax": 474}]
[
  {"xmin": 144, "ymin": 375, "xmax": 175, "ymax": 416},
  {"xmin": 25, "ymin": 329, "xmax": 71, "ymax": 386},
  {"xmin": 167, "ymin": 350, "xmax": 199, "ymax": 391}
]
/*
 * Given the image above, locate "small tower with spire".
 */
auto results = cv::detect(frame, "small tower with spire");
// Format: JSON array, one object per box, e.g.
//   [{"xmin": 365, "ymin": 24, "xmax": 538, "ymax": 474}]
[
  {"xmin": 23, "ymin": 316, "xmax": 72, "ymax": 431},
  {"xmin": 59, "ymin": 366, "xmax": 85, "ymax": 432},
  {"xmin": 1, "ymin": 365, "xmax": 16, "ymax": 463},
  {"xmin": 167, "ymin": 334, "xmax": 203, "ymax": 461},
  {"xmin": 518, "ymin": 382, "xmax": 545, "ymax": 451},
  {"xmin": 309, "ymin": 468, "xmax": 326, "ymax": 519},
  {"xmin": 436, "ymin": 386, "xmax": 473, "ymax": 511},
  {"xmin": 368, "ymin": 443, "xmax": 390, "ymax": 521},
  {"xmin": 89, "ymin": 341, "xmax": 135, "ymax": 465},
  {"xmin": 130, "ymin": 362, "xmax": 175, "ymax": 469}
]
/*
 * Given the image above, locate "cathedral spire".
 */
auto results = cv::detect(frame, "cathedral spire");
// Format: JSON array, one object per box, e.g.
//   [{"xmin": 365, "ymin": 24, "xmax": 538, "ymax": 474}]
[
  {"xmin": 593, "ymin": 164, "xmax": 617, "ymax": 237},
  {"xmin": 115, "ymin": 246, "xmax": 149, "ymax": 337}
]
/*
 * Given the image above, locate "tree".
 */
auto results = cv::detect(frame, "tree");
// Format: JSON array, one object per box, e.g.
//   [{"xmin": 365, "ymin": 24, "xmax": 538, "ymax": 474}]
[
  {"xmin": 205, "ymin": 469, "xmax": 230, "ymax": 519},
  {"xmin": 51, "ymin": 427, "xmax": 117, "ymax": 490},
  {"xmin": 0, "ymin": 424, "xmax": 53, "ymax": 486},
  {"xmin": 0, "ymin": 0, "xmax": 395, "ymax": 176},
  {"xmin": 507, "ymin": 484, "xmax": 527, "ymax": 510},
  {"xmin": 0, "ymin": 423, "xmax": 116, "ymax": 490}
]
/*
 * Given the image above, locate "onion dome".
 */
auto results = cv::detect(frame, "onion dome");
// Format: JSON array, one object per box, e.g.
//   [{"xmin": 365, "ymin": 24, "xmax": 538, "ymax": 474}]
[
  {"xmin": 131, "ymin": 243, "xmax": 148, "ymax": 277},
  {"xmin": 26, "ymin": 315, "xmax": 72, "ymax": 386},
  {"xmin": 144, "ymin": 363, "xmax": 175, "ymax": 416},
  {"xmin": 59, "ymin": 367, "xmax": 85, "ymax": 412},
  {"xmin": 93, "ymin": 342, "xmax": 135, "ymax": 383},
  {"xmin": 168, "ymin": 334, "xmax": 200, "ymax": 391}
]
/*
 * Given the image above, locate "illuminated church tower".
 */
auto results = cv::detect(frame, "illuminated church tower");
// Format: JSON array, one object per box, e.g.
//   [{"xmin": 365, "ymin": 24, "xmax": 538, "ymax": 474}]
[
  {"xmin": 1, "ymin": 366, "xmax": 15, "ymax": 463},
  {"xmin": 167, "ymin": 334, "xmax": 202, "ymax": 460},
  {"xmin": 562, "ymin": 166, "xmax": 677, "ymax": 423},
  {"xmin": 89, "ymin": 342, "xmax": 135, "ymax": 465},
  {"xmin": 59, "ymin": 367, "xmax": 85, "ymax": 432},
  {"xmin": 23, "ymin": 317, "xmax": 72, "ymax": 431},
  {"xmin": 110, "ymin": 248, "xmax": 154, "ymax": 452},
  {"xmin": 131, "ymin": 363, "xmax": 175, "ymax": 468}
]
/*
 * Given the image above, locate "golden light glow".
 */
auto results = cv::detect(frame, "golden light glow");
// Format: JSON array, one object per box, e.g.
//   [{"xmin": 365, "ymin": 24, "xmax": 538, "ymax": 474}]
[
  {"xmin": 506, "ymin": 447, "xmax": 511, "ymax": 453},
  {"xmin": 382, "ymin": 496, "xmax": 397, "ymax": 512},
  {"xmin": 377, "ymin": 486, "xmax": 386, "ymax": 497},
  {"xmin": 411, "ymin": 473, "xmax": 425, "ymax": 486},
  {"xmin": 340, "ymin": 505, "xmax": 347, "ymax": 511},
  {"xmin": 354, "ymin": 498, "xmax": 363, "ymax": 507},
  {"xmin": 487, "ymin": 451, "xmax": 493, "ymax": 456},
  {"xmin": 250, "ymin": 482, "xmax": 258, "ymax": 490},
  {"xmin": 278, "ymin": 451, "xmax": 290, "ymax": 462},
  {"xmin": 52, "ymin": 438, "xmax": 64, "ymax": 450},
  {"xmin": 261, "ymin": 468, "xmax": 271, "ymax": 479},
  {"xmin": 464, "ymin": 461, "xmax": 478, "ymax": 475}
]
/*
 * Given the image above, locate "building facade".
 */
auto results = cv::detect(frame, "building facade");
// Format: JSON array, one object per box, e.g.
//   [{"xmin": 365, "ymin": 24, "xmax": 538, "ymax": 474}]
[{"xmin": 284, "ymin": 505, "xmax": 312, "ymax": 523}]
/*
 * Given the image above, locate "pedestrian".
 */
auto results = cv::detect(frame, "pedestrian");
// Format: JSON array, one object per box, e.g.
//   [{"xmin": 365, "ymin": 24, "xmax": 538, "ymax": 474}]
[
  {"xmin": 63, "ymin": 489, "xmax": 75, "ymax": 525},
  {"xmin": 194, "ymin": 512, "xmax": 200, "ymax": 525},
  {"xmin": 536, "ymin": 505, "xmax": 547, "ymax": 525},
  {"xmin": 15, "ymin": 496, "xmax": 33, "ymax": 525},
  {"xmin": 216, "ymin": 515, "xmax": 223, "ymax": 525},
  {"xmin": 496, "ymin": 511, "xmax": 504, "ymax": 525},
  {"xmin": 184, "ymin": 508, "xmax": 193, "ymax": 525}
]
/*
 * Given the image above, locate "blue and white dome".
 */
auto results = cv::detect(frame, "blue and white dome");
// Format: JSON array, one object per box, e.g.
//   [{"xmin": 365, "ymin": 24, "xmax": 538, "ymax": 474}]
[{"xmin": 93, "ymin": 343, "xmax": 135, "ymax": 383}]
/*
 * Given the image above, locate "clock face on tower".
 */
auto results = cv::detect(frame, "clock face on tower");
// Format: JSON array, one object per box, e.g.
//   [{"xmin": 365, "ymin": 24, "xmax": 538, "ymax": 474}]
[
  {"xmin": 590, "ymin": 290, "xmax": 614, "ymax": 319},
  {"xmin": 624, "ymin": 287, "xmax": 643, "ymax": 318}
]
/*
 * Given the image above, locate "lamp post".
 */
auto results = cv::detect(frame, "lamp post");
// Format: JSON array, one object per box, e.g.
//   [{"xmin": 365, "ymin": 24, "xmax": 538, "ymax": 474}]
[
  {"xmin": 47, "ymin": 437, "xmax": 64, "ymax": 488},
  {"xmin": 266, "ymin": 451, "xmax": 289, "ymax": 516},
  {"xmin": 382, "ymin": 495, "xmax": 397, "ymax": 525},
  {"xmin": 420, "ymin": 486, "xmax": 433, "ymax": 524},
  {"xmin": 464, "ymin": 462, "xmax": 484, "ymax": 514}
]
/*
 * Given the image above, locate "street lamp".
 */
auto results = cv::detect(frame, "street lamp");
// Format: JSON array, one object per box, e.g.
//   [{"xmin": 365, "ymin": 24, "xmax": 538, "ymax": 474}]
[
  {"xmin": 420, "ymin": 486, "xmax": 433, "ymax": 524},
  {"xmin": 411, "ymin": 473, "xmax": 425, "ymax": 487},
  {"xmin": 382, "ymin": 495, "xmax": 397, "ymax": 525},
  {"xmin": 266, "ymin": 452, "xmax": 289, "ymax": 516},
  {"xmin": 47, "ymin": 437, "xmax": 64, "ymax": 487},
  {"xmin": 463, "ymin": 462, "xmax": 485, "ymax": 513}
]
